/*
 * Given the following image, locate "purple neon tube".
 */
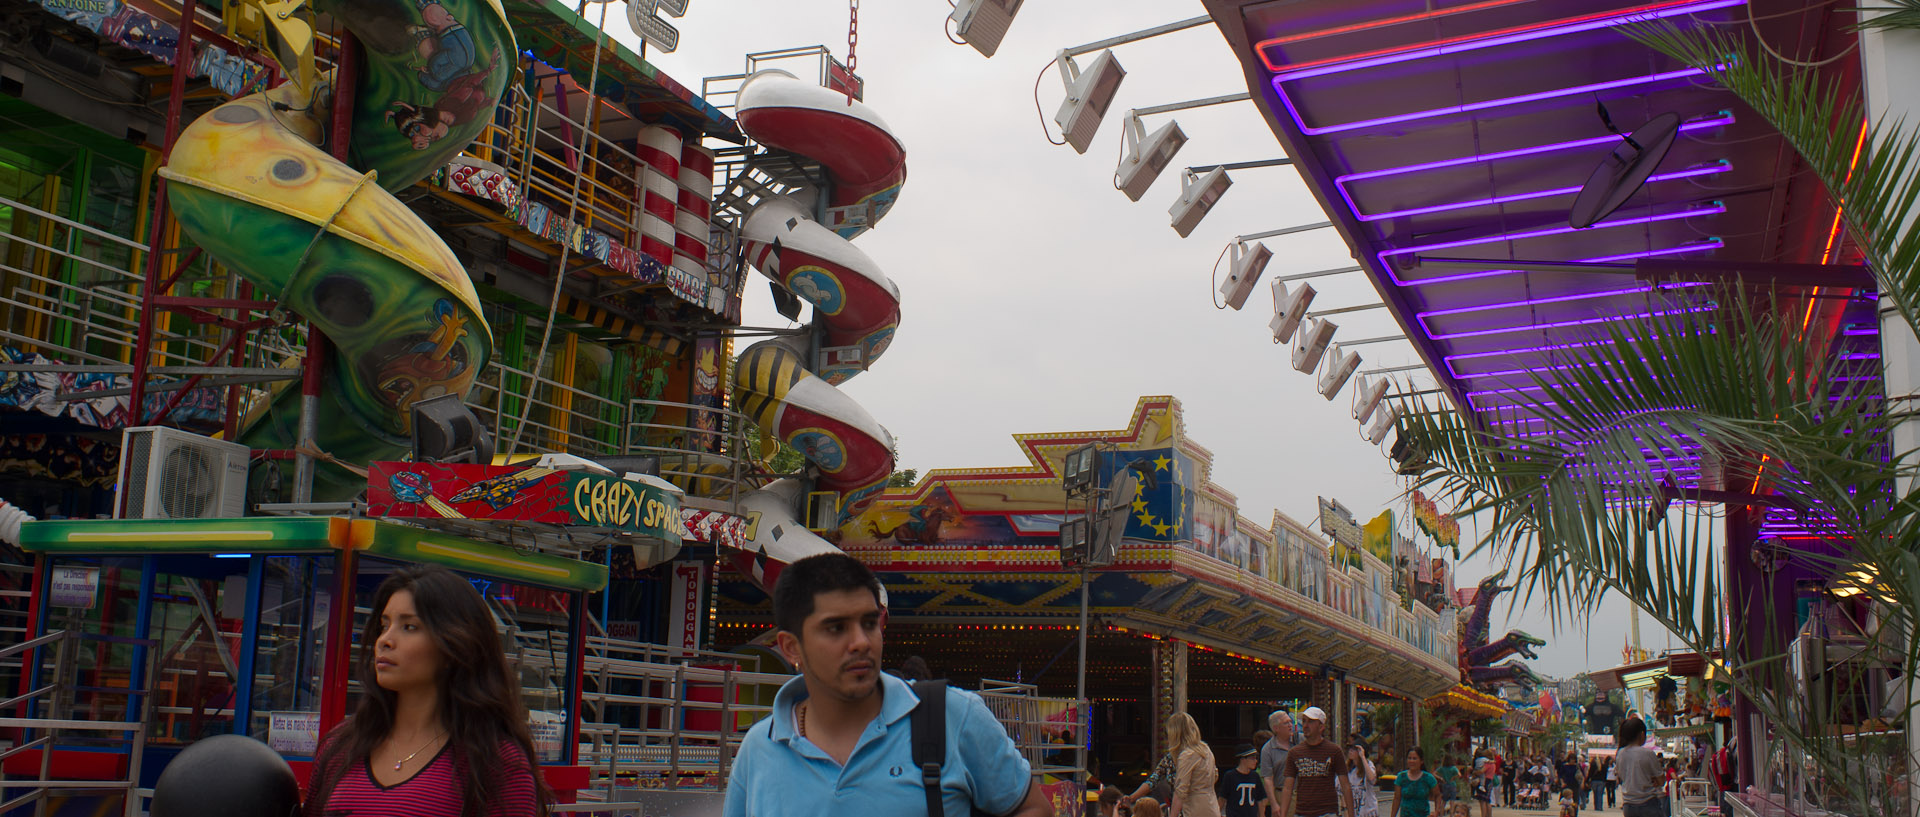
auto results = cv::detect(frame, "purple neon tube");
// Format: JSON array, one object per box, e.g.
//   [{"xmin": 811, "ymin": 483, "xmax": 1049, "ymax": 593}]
[
  {"xmin": 1380, "ymin": 205, "xmax": 1727, "ymax": 288},
  {"xmin": 1278, "ymin": 66, "xmax": 1715, "ymax": 136},
  {"xmin": 1269, "ymin": 0, "xmax": 1748, "ymax": 83},
  {"xmin": 1358, "ymin": 162, "xmax": 1730, "ymax": 222}
]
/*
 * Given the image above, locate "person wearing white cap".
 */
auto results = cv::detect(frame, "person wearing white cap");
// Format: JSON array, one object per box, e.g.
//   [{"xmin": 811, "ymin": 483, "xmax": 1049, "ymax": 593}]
[{"xmin": 1277, "ymin": 706, "xmax": 1353, "ymax": 817}]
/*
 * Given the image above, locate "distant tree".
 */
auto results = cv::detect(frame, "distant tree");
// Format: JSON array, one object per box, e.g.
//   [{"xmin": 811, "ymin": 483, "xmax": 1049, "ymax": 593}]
[{"xmin": 887, "ymin": 468, "xmax": 917, "ymax": 488}]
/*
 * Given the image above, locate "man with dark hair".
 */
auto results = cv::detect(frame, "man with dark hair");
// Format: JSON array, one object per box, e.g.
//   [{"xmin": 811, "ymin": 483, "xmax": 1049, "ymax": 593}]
[
  {"xmin": 1615, "ymin": 717, "xmax": 1665, "ymax": 817},
  {"xmin": 724, "ymin": 553, "xmax": 1053, "ymax": 817}
]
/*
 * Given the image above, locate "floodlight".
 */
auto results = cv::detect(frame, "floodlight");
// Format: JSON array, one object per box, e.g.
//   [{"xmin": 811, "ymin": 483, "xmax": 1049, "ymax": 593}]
[
  {"xmin": 1388, "ymin": 433, "xmax": 1429, "ymax": 476},
  {"xmin": 1291, "ymin": 316, "xmax": 1336, "ymax": 373},
  {"xmin": 1317, "ymin": 343, "xmax": 1361, "ymax": 399},
  {"xmin": 1351, "ymin": 374, "xmax": 1389, "ymax": 424},
  {"xmin": 1169, "ymin": 166, "xmax": 1231, "ymax": 237},
  {"xmin": 1054, "ymin": 49, "xmax": 1126, "ymax": 154},
  {"xmin": 410, "ymin": 394, "xmax": 494, "ymax": 464},
  {"xmin": 950, "ymin": 0, "xmax": 1023, "ymax": 58},
  {"xmin": 1270, "ymin": 280, "xmax": 1316, "ymax": 343},
  {"xmin": 1364, "ymin": 404, "xmax": 1398, "ymax": 445},
  {"xmin": 1218, "ymin": 240, "xmax": 1271, "ymax": 310},
  {"xmin": 1060, "ymin": 516, "xmax": 1090, "ymax": 568},
  {"xmin": 1062, "ymin": 444, "xmax": 1097, "ymax": 494},
  {"xmin": 1116, "ymin": 112, "xmax": 1187, "ymax": 201}
]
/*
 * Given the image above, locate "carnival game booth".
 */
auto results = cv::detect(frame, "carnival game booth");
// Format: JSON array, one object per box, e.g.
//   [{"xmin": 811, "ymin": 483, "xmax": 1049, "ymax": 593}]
[{"xmin": 7, "ymin": 508, "xmax": 615, "ymax": 811}]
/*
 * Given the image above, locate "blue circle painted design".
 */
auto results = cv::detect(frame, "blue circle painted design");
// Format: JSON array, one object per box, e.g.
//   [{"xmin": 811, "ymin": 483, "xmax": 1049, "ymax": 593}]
[
  {"xmin": 862, "ymin": 325, "xmax": 897, "ymax": 362},
  {"xmin": 785, "ymin": 266, "xmax": 846, "ymax": 315},
  {"xmin": 790, "ymin": 429, "xmax": 847, "ymax": 472}
]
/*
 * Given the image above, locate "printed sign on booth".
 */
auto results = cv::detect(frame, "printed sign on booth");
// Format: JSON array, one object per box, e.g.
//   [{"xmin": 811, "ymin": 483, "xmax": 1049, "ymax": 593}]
[{"xmin": 49, "ymin": 566, "xmax": 98, "ymax": 608}]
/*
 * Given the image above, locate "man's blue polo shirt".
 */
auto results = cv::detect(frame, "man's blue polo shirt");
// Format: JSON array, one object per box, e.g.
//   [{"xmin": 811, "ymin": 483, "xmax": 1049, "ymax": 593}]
[{"xmin": 722, "ymin": 671, "xmax": 1033, "ymax": 817}]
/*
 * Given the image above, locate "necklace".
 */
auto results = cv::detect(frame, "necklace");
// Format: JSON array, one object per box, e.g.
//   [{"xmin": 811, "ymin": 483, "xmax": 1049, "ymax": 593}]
[
  {"xmin": 796, "ymin": 701, "xmax": 808, "ymax": 738},
  {"xmin": 392, "ymin": 731, "xmax": 444, "ymax": 771}
]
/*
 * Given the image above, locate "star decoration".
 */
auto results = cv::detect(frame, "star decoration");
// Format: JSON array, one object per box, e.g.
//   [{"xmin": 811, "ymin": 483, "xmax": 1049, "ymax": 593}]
[{"xmin": 1153, "ymin": 455, "xmax": 1172, "ymax": 471}]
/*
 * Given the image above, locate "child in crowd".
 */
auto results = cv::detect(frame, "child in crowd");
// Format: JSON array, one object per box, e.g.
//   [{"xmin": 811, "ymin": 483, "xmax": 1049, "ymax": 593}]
[
  {"xmin": 1558, "ymin": 787, "xmax": 1579, "ymax": 817},
  {"xmin": 1132, "ymin": 797, "xmax": 1163, "ymax": 817}
]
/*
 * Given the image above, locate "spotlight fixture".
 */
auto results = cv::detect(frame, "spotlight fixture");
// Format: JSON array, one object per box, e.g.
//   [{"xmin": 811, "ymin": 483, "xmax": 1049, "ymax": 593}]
[
  {"xmin": 949, "ymin": 0, "xmax": 1023, "ymax": 57},
  {"xmin": 410, "ymin": 394, "xmax": 495, "ymax": 465},
  {"xmin": 1054, "ymin": 48, "xmax": 1126, "ymax": 154},
  {"xmin": 1291, "ymin": 316, "xmax": 1336, "ymax": 373},
  {"xmin": 1169, "ymin": 166, "xmax": 1231, "ymax": 237},
  {"xmin": 1116, "ymin": 111, "xmax": 1187, "ymax": 201},
  {"xmin": 1270, "ymin": 280, "xmax": 1315, "ymax": 343},
  {"xmin": 1062, "ymin": 443, "xmax": 1098, "ymax": 495},
  {"xmin": 1317, "ymin": 343, "xmax": 1360, "ymax": 399},
  {"xmin": 1218, "ymin": 240, "xmax": 1271, "ymax": 310},
  {"xmin": 1363, "ymin": 403, "xmax": 1397, "ymax": 444},
  {"xmin": 1351, "ymin": 374, "xmax": 1389, "ymax": 424},
  {"xmin": 1388, "ymin": 433, "xmax": 1428, "ymax": 476}
]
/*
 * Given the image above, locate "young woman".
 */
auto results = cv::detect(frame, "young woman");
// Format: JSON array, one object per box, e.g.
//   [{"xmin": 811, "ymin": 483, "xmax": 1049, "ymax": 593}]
[
  {"xmin": 1165, "ymin": 712, "xmax": 1220, "ymax": 817},
  {"xmin": 302, "ymin": 565, "xmax": 548, "ymax": 817},
  {"xmin": 1436, "ymin": 755, "xmax": 1461, "ymax": 811},
  {"xmin": 1391, "ymin": 748, "xmax": 1442, "ymax": 817},
  {"xmin": 1346, "ymin": 743, "xmax": 1381, "ymax": 817}
]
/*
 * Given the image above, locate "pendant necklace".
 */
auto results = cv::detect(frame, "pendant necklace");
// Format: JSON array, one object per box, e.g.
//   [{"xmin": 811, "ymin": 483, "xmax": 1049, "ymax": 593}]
[{"xmin": 394, "ymin": 731, "xmax": 444, "ymax": 771}]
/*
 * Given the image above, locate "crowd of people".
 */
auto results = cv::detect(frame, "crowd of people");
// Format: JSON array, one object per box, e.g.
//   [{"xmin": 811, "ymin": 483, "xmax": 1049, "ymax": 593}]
[{"xmin": 1081, "ymin": 706, "xmax": 1711, "ymax": 817}]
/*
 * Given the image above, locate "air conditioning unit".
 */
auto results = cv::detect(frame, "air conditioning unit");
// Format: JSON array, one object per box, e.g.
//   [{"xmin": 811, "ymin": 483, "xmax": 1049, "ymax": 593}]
[{"xmin": 117, "ymin": 427, "xmax": 250, "ymax": 519}]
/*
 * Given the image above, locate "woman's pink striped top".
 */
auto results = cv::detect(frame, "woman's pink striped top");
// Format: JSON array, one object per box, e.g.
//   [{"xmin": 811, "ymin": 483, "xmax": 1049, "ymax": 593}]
[{"xmin": 308, "ymin": 741, "xmax": 537, "ymax": 817}]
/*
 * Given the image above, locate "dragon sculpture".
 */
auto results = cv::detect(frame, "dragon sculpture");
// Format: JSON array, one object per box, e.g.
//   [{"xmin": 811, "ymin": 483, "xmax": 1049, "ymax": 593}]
[
  {"xmin": 1467, "ymin": 629, "xmax": 1546, "ymax": 667},
  {"xmin": 1469, "ymin": 659, "xmax": 1546, "ymax": 690},
  {"xmin": 1460, "ymin": 570, "xmax": 1511, "ymax": 652}
]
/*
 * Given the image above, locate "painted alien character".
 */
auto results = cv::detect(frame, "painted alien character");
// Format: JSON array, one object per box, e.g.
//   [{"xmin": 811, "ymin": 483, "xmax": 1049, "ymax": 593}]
[
  {"xmin": 375, "ymin": 300, "xmax": 469, "ymax": 410},
  {"xmin": 409, "ymin": 0, "xmax": 476, "ymax": 92}
]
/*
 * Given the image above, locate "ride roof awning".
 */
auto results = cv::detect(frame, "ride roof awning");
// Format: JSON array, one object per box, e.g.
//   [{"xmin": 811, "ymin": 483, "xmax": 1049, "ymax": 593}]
[{"xmin": 1204, "ymin": 0, "xmax": 1870, "ymax": 439}]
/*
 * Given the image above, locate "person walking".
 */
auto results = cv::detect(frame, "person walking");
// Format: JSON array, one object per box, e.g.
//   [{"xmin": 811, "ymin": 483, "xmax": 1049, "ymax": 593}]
[
  {"xmin": 1389, "ymin": 748, "xmax": 1440, "ymax": 817},
  {"xmin": 301, "ymin": 565, "xmax": 547, "ymax": 817},
  {"xmin": 1615, "ymin": 718, "xmax": 1666, "ymax": 817},
  {"xmin": 1259, "ymin": 711, "xmax": 1297, "ymax": 813},
  {"xmin": 1589, "ymin": 757, "xmax": 1606, "ymax": 811},
  {"xmin": 1276, "ymin": 707, "xmax": 1353, "ymax": 817},
  {"xmin": 1345, "ymin": 744, "xmax": 1380, "ymax": 817},
  {"xmin": 1605, "ymin": 759, "xmax": 1618, "ymax": 809},
  {"xmin": 1218, "ymin": 745, "xmax": 1268, "ymax": 817},
  {"xmin": 1434, "ymin": 756, "xmax": 1459, "ymax": 813},
  {"xmin": 1165, "ymin": 712, "xmax": 1221, "ymax": 817},
  {"xmin": 1557, "ymin": 752, "xmax": 1583, "ymax": 816},
  {"xmin": 721, "ymin": 554, "xmax": 1051, "ymax": 817}
]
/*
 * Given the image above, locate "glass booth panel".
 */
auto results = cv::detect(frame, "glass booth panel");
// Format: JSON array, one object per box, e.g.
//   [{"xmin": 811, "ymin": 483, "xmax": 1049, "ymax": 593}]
[
  {"xmin": 247, "ymin": 554, "xmax": 340, "ymax": 756},
  {"xmin": 144, "ymin": 555, "xmax": 251, "ymax": 745},
  {"xmin": 350, "ymin": 558, "xmax": 578, "ymax": 764},
  {"xmin": 36, "ymin": 556, "xmax": 145, "ymax": 724}
]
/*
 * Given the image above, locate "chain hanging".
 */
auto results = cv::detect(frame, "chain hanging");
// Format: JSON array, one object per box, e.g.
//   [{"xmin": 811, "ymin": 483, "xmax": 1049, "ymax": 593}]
[{"xmin": 845, "ymin": 0, "xmax": 858, "ymax": 105}]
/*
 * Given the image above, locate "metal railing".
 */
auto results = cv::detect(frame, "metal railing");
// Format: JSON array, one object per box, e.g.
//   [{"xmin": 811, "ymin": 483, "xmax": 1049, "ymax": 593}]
[
  {"xmin": 975, "ymin": 679, "xmax": 1088, "ymax": 782},
  {"xmin": 0, "ymin": 629, "xmax": 157, "ymax": 817},
  {"xmin": 623, "ymin": 397, "xmax": 759, "ymax": 502},
  {"xmin": 574, "ymin": 634, "xmax": 787, "ymax": 794}
]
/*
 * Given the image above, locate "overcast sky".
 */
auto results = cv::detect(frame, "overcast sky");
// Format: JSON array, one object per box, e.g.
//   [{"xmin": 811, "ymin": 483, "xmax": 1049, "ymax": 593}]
[{"xmin": 616, "ymin": 0, "xmax": 1684, "ymax": 679}]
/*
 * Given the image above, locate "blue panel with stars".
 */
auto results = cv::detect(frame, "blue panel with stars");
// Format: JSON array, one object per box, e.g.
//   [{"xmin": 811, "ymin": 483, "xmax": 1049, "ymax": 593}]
[{"xmin": 1099, "ymin": 447, "xmax": 1195, "ymax": 543}]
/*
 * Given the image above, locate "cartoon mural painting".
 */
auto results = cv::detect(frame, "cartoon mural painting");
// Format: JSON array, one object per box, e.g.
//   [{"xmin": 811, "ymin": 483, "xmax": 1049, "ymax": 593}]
[
  {"xmin": 409, "ymin": 1, "xmax": 476, "ymax": 91},
  {"xmin": 866, "ymin": 490, "xmax": 955, "ymax": 546}
]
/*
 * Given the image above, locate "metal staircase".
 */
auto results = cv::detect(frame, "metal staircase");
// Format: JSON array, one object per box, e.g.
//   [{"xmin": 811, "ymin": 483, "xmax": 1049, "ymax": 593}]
[{"xmin": 0, "ymin": 629, "xmax": 157, "ymax": 817}]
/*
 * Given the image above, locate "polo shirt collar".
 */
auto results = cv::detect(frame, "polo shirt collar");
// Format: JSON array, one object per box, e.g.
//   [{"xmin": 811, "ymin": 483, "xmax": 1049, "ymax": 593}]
[{"xmin": 767, "ymin": 670, "xmax": 922, "ymax": 745}]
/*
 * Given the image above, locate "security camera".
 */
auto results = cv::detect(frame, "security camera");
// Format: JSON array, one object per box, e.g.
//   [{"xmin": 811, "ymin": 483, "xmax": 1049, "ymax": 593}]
[
  {"xmin": 1054, "ymin": 49, "xmax": 1125, "ymax": 154},
  {"xmin": 950, "ymin": 0, "xmax": 1023, "ymax": 57},
  {"xmin": 1219, "ymin": 240, "xmax": 1271, "ymax": 310},
  {"xmin": 1318, "ymin": 344, "xmax": 1360, "ymax": 400},
  {"xmin": 1169, "ymin": 166, "xmax": 1231, "ymax": 238},
  {"xmin": 1351, "ymin": 374, "xmax": 1389, "ymax": 424},
  {"xmin": 1364, "ymin": 403, "xmax": 1398, "ymax": 444},
  {"xmin": 1117, "ymin": 112, "xmax": 1186, "ymax": 201},
  {"xmin": 1291, "ymin": 316, "xmax": 1336, "ymax": 373},
  {"xmin": 1270, "ymin": 280, "xmax": 1315, "ymax": 343}
]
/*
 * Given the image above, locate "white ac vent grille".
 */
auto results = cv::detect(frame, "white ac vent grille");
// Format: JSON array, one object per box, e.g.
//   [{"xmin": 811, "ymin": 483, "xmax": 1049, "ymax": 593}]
[{"xmin": 116, "ymin": 427, "xmax": 250, "ymax": 519}]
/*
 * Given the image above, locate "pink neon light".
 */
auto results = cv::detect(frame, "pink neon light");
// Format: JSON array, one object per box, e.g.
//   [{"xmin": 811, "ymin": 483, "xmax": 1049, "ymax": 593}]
[
  {"xmin": 1430, "ymin": 305, "xmax": 1718, "ymax": 341},
  {"xmin": 1418, "ymin": 279, "xmax": 1710, "ymax": 338},
  {"xmin": 1339, "ymin": 114, "xmax": 1734, "ymax": 187},
  {"xmin": 1400, "ymin": 238, "xmax": 1723, "ymax": 289},
  {"xmin": 1360, "ymin": 162, "xmax": 1729, "ymax": 222},
  {"xmin": 1282, "ymin": 67, "xmax": 1714, "ymax": 136},
  {"xmin": 1265, "ymin": 0, "xmax": 1746, "ymax": 80}
]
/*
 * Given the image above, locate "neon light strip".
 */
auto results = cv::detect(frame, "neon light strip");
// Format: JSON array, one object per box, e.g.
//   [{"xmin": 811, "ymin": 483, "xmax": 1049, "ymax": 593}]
[
  {"xmin": 1418, "ymin": 280, "xmax": 1709, "ymax": 336},
  {"xmin": 1266, "ymin": 0, "xmax": 1746, "ymax": 80},
  {"xmin": 1431, "ymin": 304, "xmax": 1717, "ymax": 341},
  {"xmin": 1379, "ymin": 205, "xmax": 1726, "ymax": 289},
  {"xmin": 69, "ymin": 530, "xmax": 275, "ymax": 542},
  {"xmin": 1402, "ymin": 238, "xmax": 1725, "ymax": 289},
  {"xmin": 1444, "ymin": 329, "xmax": 1715, "ymax": 379},
  {"xmin": 1338, "ymin": 114, "xmax": 1734, "ymax": 187},
  {"xmin": 1254, "ymin": 0, "xmax": 1538, "ymax": 55},
  {"xmin": 1278, "ymin": 67, "xmax": 1714, "ymax": 136},
  {"xmin": 1359, "ymin": 162, "xmax": 1730, "ymax": 222}
]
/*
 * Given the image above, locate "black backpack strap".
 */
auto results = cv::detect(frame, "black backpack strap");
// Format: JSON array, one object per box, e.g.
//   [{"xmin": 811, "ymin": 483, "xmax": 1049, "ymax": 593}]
[{"xmin": 910, "ymin": 679, "xmax": 948, "ymax": 817}]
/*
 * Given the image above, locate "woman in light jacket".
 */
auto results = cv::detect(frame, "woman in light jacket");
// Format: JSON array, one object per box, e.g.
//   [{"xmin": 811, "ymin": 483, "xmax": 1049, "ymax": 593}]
[{"xmin": 1166, "ymin": 712, "xmax": 1220, "ymax": 817}]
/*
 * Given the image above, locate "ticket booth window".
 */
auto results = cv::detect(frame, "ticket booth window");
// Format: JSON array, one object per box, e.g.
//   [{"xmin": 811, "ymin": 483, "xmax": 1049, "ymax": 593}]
[
  {"xmin": 36, "ymin": 556, "xmax": 144, "ymax": 724},
  {"xmin": 246, "ymin": 554, "xmax": 338, "ymax": 755}
]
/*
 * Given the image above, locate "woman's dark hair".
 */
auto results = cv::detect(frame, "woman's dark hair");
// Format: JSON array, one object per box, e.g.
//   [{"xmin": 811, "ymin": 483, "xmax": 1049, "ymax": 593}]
[
  {"xmin": 1406, "ymin": 747, "xmax": 1426, "ymax": 762},
  {"xmin": 307, "ymin": 565, "xmax": 550, "ymax": 817}
]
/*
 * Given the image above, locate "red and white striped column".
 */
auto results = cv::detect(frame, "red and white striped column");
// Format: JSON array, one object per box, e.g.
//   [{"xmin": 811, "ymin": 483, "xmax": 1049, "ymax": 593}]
[
  {"xmin": 636, "ymin": 124, "xmax": 682, "ymax": 267},
  {"xmin": 677, "ymin": 143, "xmax": 716, "ymax": 285}
]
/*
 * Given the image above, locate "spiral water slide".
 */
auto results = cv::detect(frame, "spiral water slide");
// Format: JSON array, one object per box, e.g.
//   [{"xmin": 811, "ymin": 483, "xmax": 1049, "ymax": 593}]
[
  {"xmin": 727, "ymin": 71, "xmax": 905, "ymax": 587},
  {"xmin": 158, "ymin": 0, "xmax": 512, "ymax": 494}
]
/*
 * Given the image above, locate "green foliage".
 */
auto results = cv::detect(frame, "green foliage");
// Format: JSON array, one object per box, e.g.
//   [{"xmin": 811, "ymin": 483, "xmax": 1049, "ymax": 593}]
[
  {"xmin": 1387, "ymin": 17, "xmax": 1920, "ymax": 814},
  {"xmin": 887, "ymin": 468, "xmax": 918, "ymax": 488}
]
